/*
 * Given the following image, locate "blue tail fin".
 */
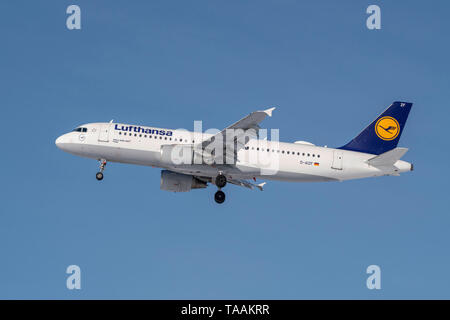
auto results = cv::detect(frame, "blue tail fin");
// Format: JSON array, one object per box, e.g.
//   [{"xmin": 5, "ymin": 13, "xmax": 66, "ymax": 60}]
[{"xmin": 339, "ymin": 101, "xmax": 413, "ymax": 155}]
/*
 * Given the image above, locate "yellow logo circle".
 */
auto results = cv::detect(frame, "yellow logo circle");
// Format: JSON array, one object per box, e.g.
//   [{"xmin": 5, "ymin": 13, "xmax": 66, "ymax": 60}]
[{"xmin": 375, "ymin": 116, "xmax": 400, "ymax": 141}]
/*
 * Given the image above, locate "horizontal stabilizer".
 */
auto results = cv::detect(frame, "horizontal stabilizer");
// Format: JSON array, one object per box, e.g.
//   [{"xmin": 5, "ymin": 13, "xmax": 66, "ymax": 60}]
[{"xmin": 366, "ymin": 147, "xmax": 408, "ymax": 167}]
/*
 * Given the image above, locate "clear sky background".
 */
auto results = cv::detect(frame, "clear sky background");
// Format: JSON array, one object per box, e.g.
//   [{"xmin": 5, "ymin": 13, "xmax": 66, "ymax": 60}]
[{"xmin": 1, "ymin": 0, "xmax": 449, "ymax": 299}]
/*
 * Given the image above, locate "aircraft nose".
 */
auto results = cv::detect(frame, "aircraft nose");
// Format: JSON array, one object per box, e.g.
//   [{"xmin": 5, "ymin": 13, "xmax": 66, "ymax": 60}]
[
  {"xmin": 55, "ymin": 135, "xmax": 62, "ymax": 146},
  {"xmin": 55, "ymin": 134, "xmax": 71, "ymax": 150}
]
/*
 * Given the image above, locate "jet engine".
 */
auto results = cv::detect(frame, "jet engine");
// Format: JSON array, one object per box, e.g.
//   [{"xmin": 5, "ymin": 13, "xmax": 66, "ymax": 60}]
[{"xmin": 160, "ymin": 170, "xmax": 207, "ymax": 192}]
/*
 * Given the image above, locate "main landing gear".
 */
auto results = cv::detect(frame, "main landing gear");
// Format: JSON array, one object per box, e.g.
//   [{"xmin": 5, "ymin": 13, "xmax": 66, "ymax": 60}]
[
  {"xmin": 214, "ymin": 173, "xmax": 227, "ymax": 204},
  {"xmin": 96, "ymin": 159, "xmax": 107, "ymax": 181},
  {"xmin": 214, "ymin": 190, "xmax": 225, "ymax": 204},
  {"xmin": 215, "ymin": 174, "xmax": 227, "ymax": 188}
]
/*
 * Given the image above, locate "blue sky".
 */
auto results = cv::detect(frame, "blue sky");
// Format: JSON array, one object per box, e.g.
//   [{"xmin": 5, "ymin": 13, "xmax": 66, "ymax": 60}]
[{"xmin": 0, "ymin": 0, "xmax": 449, "ymax": 299}]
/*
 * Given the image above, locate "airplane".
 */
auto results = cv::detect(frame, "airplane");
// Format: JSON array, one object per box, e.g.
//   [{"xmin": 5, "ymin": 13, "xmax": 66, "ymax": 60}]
[{"xmin": 55, "ymin": 101, "xmax": 413, "ymax": 203}]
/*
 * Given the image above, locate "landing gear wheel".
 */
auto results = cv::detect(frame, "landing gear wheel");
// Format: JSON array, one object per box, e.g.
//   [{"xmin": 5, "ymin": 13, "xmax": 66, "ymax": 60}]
[
  {"xmin": 96, "ymin": 172, "xmax": 104, "ymax": 181},
  {"xmin": 96, "ymin": 159, "xmax": 107, "ymax": 181},
  {"xmin": 215, "ymin": 174, "xmax": 227, "ymax": 188},
  {"xmin": 214, "ymin": 190, "xmax": 226, "ymax": 204}
]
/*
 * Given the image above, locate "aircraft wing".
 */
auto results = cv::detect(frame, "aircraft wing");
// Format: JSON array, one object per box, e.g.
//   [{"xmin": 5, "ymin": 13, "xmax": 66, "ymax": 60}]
[
  {"xmin": 220, "ymin": 107, "xmax": 276, "ymax": 132},
  {"xmin": 198, "ymin": 107, "xmax": 276, "ymax": 164},
  {"xmin": 191, "ymin": 175, "xmax": 266, "ymax": 191},
  {"xmin": 228, "ymin": 179, "xmax": 266, "ymax": 191}
]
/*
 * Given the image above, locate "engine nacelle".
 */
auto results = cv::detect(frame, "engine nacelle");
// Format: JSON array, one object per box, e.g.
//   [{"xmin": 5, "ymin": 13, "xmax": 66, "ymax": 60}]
[{"xmin": 160, "ymin": 170, "xmax": 207, "ymax": 192}]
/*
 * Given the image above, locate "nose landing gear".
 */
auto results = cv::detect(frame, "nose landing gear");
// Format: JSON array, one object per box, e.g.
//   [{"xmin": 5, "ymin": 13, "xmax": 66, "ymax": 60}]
[
  {"xmin": 96, "ymin": 159, "xmax": 107, "ymax": 181},
  {"xmin": 214, "ymin": 173, "xmax": 227, "ymax": 204}
]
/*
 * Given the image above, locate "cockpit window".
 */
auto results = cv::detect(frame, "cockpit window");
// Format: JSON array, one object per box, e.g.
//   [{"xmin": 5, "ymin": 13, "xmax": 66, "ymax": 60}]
[{"xmin": 73, "ymin": 127, "xmax": 87, "ymax": 133}]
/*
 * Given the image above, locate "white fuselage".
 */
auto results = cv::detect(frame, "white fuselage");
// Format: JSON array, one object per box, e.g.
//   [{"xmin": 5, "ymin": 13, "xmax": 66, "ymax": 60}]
[{"xmin": 55, "ymin": 122, "xmax": 412, "ymax": 182}]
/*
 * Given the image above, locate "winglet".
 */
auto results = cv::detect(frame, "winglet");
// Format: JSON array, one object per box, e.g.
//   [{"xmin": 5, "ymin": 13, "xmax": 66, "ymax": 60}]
[
  {"xmin": 256, "ymin": 182, "xmax": 266, "ymax": 191},
  {"xmin": 263, "ymin": 107, "xmax": 276, "ymax": 117}
]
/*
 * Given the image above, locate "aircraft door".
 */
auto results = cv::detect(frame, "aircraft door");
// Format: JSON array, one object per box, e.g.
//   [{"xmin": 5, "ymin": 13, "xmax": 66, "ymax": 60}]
[
  {"xmin": 332, "ymin": 150, "xmax": 343, "ymax": 170},
  {"xmin": 98, "ymin": 123, "xmax": 111, "ymax": 142}
]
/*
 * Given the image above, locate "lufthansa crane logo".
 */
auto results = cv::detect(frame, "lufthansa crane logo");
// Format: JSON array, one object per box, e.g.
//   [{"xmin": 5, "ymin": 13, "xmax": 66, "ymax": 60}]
[{"xmin": 375, "ymin": 116, "xmax": 400, "ymax": 141}]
